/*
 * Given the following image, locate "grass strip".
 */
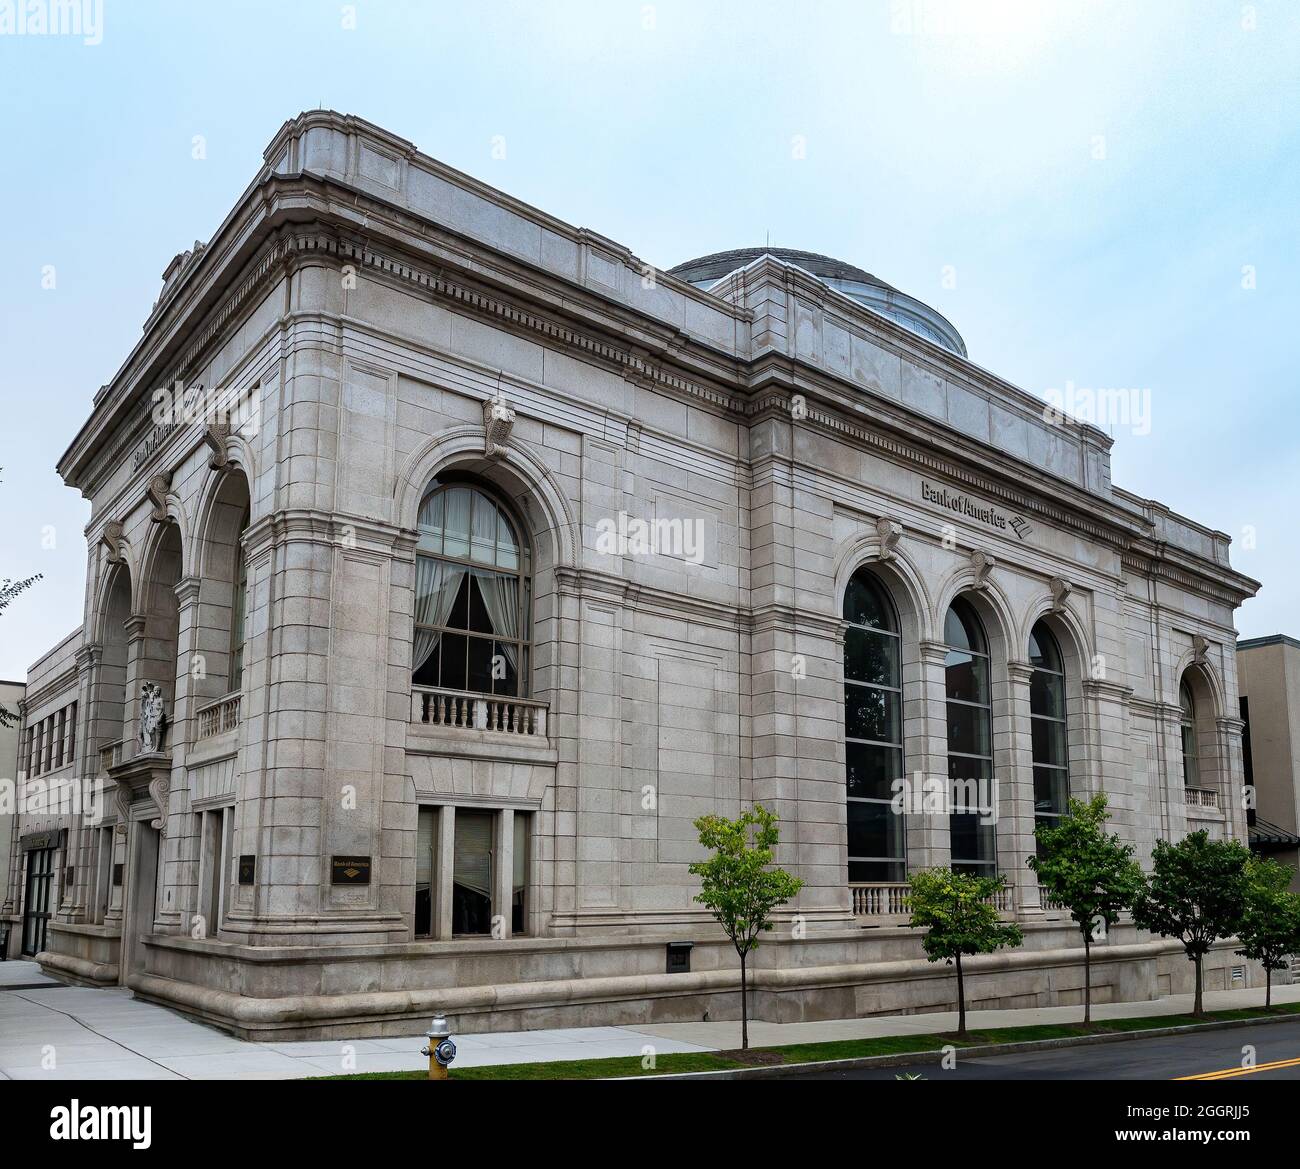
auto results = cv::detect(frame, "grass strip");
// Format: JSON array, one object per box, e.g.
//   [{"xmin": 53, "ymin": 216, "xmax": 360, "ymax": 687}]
[{"xmin": 313, "ymin": 1001, "xmax": 1300, "ymax": 1080}]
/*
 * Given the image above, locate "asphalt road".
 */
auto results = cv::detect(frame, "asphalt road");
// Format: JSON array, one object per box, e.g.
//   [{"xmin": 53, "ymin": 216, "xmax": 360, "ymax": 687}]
[{"xmin": 789, "ymin": 1018, "xmax": 1300, "ymax": 1080}]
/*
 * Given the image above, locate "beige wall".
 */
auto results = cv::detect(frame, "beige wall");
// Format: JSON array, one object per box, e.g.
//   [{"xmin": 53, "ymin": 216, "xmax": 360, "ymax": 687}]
[{"xmin": 1238, "ymin": 635, "xmax": 1300, "ymax": 884}]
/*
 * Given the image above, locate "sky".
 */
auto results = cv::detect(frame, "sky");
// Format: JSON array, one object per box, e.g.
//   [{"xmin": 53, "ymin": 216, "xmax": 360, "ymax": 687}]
[{"xmin": 1, "ymin": 0, "xmax": 1297, "ymax": 679}]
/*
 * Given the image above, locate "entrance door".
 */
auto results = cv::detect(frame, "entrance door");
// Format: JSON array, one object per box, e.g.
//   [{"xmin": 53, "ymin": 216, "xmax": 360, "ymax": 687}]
[
  {"xmin": 121, "ymin": 824, "xmax": 161, "ymax": 981},
  {"xmin": 21, "ymin": 848, "xmax": 55, "ymax": 956}
]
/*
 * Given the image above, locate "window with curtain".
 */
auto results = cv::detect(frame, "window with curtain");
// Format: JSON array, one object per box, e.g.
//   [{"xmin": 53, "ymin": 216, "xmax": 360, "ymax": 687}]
[
  {"xmin": 944, "ymin": 597, "xmax": 996, "ymax": 875},
  {"xmin": 413, "ymin": 480, "xmax": 532, "ymax": 696},
  {"xmin": 843, "ymin": 568, "xmax": 906, "ymax": 883},
  {"xmin": 1180, "ymin": 680, "xmax": 1199, "ymax": 788},
  {"xmin": 1029, "ymin": 621, "xmax": 1069, "ymax": 846}
]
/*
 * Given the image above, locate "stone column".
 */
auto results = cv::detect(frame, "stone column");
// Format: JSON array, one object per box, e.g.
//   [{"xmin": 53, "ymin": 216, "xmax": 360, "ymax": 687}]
[
  {"xmin": 1005, "ymin": 660, "xmax": 1040, "ymax": 912},
  {"xmin": 912, "ymin": 640, "xmax": 953, "ymax": 871},
  {"xmin": 495, "ymin": 807, "xmax": 514, "ymax": 939},
  {"xmin": 436, "ymin": 804, "xmax": 456, "ymax": 940},
  {"xmin": 156, "ymin": 576, "xmax": 202, "ymax": 930}
]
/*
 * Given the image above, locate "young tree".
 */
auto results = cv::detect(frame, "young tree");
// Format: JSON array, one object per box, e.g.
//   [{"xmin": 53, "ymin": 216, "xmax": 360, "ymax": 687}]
[
  {"xmin": 1027, "ymin": 793, "xmax": 1145, "ymax": 1024},
  {"xmin": 1, "ymin": 467, "xmax": 42, "ymax": 729},
  {"xmin": 1236, "ymin": 856, "xmax": 1300, "ymax": 1009},
  {"xmin": 690, "ymin": 804, "xmax": 803, "ymax": 1050},
  {"xmin": 907, "ymin": 868, "xmax": 1024, "ymax": 1036},
  {"xmin": 1132, "ymin": 831, "xmax": 1252, "ymax": 1018}
]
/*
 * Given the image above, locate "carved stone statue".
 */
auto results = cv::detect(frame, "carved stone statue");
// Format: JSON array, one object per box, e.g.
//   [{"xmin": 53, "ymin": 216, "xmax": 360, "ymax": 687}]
[{"xmin": 139, "ymin": 682, "xmax": 167, "ymax": 753}]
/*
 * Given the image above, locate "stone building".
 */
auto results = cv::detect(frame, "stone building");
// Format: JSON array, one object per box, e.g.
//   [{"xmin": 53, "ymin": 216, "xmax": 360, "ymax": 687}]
[
  {"xmin": 0, "ymin": 675, "xmax": 27, "ymax": 950},
  {"xmin": 1238, "ymin": 634, "xmax": 1300, "ymax": 885},
  {"xmin": 12, "ymin": 110, "xmax": 1262, "ymax": 1037},
  {"xmin": 3, "ymin": 632, "xmax": 79, "ymax": 959}
]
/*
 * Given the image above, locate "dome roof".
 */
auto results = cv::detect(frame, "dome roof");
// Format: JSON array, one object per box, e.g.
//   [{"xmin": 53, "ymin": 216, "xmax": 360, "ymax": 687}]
[{"xmin": 669, "ymin": 247, "xmax": 966, "ymax": 358}]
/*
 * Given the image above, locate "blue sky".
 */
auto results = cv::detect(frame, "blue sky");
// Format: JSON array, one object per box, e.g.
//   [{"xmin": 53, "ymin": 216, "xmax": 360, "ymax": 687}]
[{"xmin": 1, "ymin": 0, "xmax": 1297, "ymax": 678}]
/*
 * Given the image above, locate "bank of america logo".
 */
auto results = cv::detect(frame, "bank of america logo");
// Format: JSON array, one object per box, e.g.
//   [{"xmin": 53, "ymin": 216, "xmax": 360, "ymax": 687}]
[{"xmin": 1010, "ymin": 516, "xmax": 1033, "ymax": 541}]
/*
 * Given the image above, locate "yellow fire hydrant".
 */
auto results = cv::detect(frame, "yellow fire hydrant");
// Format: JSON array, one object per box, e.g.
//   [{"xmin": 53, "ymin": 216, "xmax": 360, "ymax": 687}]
[{"xmin": 421, "ymin": 1013, "xmax": 456, "ymax": 1080}]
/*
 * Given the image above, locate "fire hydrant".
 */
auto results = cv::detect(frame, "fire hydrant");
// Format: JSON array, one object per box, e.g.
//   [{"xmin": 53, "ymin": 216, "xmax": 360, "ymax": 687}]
[{"xmin": 421, "ymin": 1013, "xmax": 456, "ymax": 1080}]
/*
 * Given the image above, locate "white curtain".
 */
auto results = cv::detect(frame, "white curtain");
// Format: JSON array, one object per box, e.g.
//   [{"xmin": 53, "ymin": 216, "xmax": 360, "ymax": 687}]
[
  {"xmin": 412, "ymin": 558, "xmax": 466, "ymax": 673},
  {"xmin": 474, "ymin": 569, "xmax": 519, "ymax": 672}
]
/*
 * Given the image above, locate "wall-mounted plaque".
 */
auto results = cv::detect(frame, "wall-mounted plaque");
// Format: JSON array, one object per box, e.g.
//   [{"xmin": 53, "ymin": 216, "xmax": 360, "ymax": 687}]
[
  {"xmin": 112, "ymin": 863, "xmax": 123, "ymax": 887},
  {"xmin": 64, "ymin": 866, "xmax": 75, "ymax": 890},
  {"xmin": 238, "ymin": 855, "xmax": 256, "ymax": 885},
  {"xmin": 331, "ymin": 855, "xmax": 371, "ymax": 885}
]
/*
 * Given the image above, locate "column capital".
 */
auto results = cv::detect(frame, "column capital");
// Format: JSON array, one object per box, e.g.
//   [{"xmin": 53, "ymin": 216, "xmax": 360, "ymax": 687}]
[
  {"xmin": 174, "ymin": 575, "xmax": 202, "ymax": 608},
  {"xmin": 1007, "ymin": 659, "xmax": 1035, "ymax": 684},
  {"xmin": 918, "ymin": 640, "xmax": 949, "ymax": 666},
  {"xmin": 123, "ymin": 613, "xmax": 148, "ymax": 642}
]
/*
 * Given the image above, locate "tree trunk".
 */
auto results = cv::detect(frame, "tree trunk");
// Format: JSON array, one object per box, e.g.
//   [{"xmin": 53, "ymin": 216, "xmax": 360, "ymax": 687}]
[
  {"xmin": 740, "ymin": 951, "xmax": 749, "ymax": 1051},
  {"xmin": 1193, "ymin": 954, "xmax": 1204, "ymax": 1018},
  {"xmin": 1266, "ymin": 967, "xmax": 1273, "ymax": 1010},
  {"xmin": 1083, "ymin": 933, "xmax": 1092, "ymax": 1026},
  {"xmin": 955, "ymin": 953, "xmax": 966, "ymax": 1037}
]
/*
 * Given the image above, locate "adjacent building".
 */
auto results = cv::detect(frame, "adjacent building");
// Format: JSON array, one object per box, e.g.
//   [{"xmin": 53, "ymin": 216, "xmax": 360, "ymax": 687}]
[
  {"xmin": 1238, "ymin": 634, "xmax": 1300, "ymax": 885},
  {"xmin": 3, "ymin": 634, "xmax": 80, "ymax": 960},
  {"xmin": 0, "ymin": 677, "xmax": 26, "ymax": 954},
  {"xmin": 10, "ymin": 110, "xmax": 1263, "ymax": 1037}
]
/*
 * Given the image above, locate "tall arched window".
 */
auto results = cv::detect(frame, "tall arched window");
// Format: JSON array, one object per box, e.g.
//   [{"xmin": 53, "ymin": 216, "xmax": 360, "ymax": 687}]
[
  {"xmin": 1029, "ymin": 621, "xmax": 1068, "ymax": 841},
  {"xmin": 843, "ymin": 569, "xmax": 905, "ymax": 882},
  {"xmin": 413, "ymin": 479, "xmax": 531, "ymax": 696},
  {"xmin": 944, "ymin": 598, "xmax": 996, "ymax": 875},
  {"xmin": 1179, "ymin": 680, "xmax": 1199, "ymax": 788}
]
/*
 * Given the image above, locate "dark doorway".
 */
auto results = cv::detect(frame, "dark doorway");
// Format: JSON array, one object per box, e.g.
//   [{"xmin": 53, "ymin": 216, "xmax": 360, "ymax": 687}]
[{"xmin": 21, "ymin": 848, "xmax": 55, "ymax": 956}]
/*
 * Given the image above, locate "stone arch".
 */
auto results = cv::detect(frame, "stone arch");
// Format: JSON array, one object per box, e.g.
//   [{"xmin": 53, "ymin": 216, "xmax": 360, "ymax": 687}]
[
  {"xmin": 1176, "ymin": 658, "xmax": 1226, "ymax": 799},
  {"xmin": 95, "ymin": 560, "xmax": 134, "ymax": 750},
  {"xmin": 934, "ymin": 569, "xmax": 1017, "ymax": 668},
  {"xmin": 1020, "ymin": 594, "xmax": 1094, "ymax": 679},
  {"xmin": 398, "ymin": 426, "xmax": 577, "ymax": 705},
  {"xmin": 136, "ymin": 519, "xmax": 185, "ymax": 720},
  {"xmin": 832, "ymin": 531, "xmax": 935, "ymax": 644},
  {"xmin": 395, "ymin": 425, "xmax": 578, "ymax": 571},
  {"xmin": 191, "ymin": 466, "xmax": 252, "ymax": 700}
]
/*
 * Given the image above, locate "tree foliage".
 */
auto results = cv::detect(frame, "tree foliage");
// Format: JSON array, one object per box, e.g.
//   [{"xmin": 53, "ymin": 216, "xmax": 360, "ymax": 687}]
[
  {"xmin": 1029, "ymin": 794, "xmax": 1144, "ymax": 936},
  {"xmin": 1028, "ymin": 793, "xmax": 1145, "ymax": 1023},
  {"xmin": 690, "ymin": 804, "xmax": 802, "ymax": 1049},
  {"xmin": 909, "ymin": 868, "xmax": 1024, "ymax": 962},
  {"xmin": 1235, "ymin": 856, "xmax": 1300, "ymax": 1008},
  {"xmin": 907, "ymin": 867, "xmax": 1023, "ymax": 1034},
  {"xmin": 1132, "ymin": 830, "xmax": 1252, "ymax": 1016}
]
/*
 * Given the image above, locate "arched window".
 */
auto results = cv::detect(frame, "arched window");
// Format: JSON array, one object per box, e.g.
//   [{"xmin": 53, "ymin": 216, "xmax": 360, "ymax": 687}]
[
  {"xmin": 413, "ymin": 479, "xmax": 531, "ymax": 696},
  {"xmin": 843, "ymin": 569, "xmax": 905, "ymax": 882},
  {"xmin": 1029, "ymin": 621, "xmax": 1068, "ymax": 841},
  {"xmin": 944, "ymin": 597, "xmax": 995, "ymax": 875},
  {"xmin": 1179, "ymin": 680, "xmax": 1199, "ymax": 788}
]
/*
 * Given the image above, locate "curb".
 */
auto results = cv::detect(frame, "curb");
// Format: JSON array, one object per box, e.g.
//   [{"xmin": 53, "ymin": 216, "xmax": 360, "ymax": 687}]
[{"xmin": 619, "ymin": 1010, "xmax": 1300, "ymax": 1080}]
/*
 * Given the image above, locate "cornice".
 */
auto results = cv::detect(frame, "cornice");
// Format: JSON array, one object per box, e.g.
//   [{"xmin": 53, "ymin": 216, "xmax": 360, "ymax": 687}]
[{"xmin": 62, "ymin": 166, "xmax": 1256, "ymax": 612}]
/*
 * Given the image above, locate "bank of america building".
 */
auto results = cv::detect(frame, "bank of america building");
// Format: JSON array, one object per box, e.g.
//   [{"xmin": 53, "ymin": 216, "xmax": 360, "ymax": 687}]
[{"xmin": 3, "ymin": 112, "xmax": 1262, "ymax": 1037}]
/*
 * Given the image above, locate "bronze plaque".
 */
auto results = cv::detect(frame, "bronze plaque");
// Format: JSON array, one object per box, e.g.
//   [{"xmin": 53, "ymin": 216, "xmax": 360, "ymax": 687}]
[
  {"xmin": 238, "ymin": 855, "xmax": 256, "ymax": 885},
  {"xmin": 331, "ymin": 855, "xmax": 371, "ymax": 885}
]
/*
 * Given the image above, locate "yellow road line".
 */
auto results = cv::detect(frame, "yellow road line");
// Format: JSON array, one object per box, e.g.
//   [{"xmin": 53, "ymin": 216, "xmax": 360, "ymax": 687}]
[{"xmin": 1176, "ymin": 1055, "xmax": 1300, "ymax": 1080}]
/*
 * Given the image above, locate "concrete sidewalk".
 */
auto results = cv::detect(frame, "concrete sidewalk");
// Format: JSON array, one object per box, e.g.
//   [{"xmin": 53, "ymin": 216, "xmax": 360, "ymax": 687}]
[{"xmin": 2, "ymin": 958, "xmax": 1296, "ymax": 1080}]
